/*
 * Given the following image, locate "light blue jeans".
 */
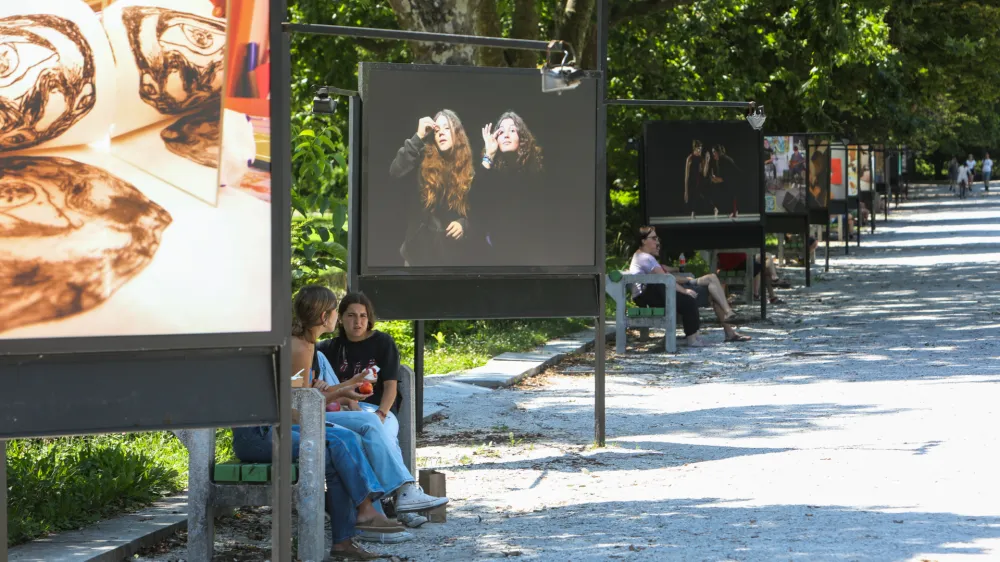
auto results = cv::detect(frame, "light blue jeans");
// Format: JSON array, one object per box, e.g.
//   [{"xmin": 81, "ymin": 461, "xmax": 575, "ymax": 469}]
[
  {"xmin": 325, "ymin": 405, "xmax": 412, "ymax": 497},
  {"xmin": 231, "ymin": 424, "xmax": 385, "ymax": 543}
]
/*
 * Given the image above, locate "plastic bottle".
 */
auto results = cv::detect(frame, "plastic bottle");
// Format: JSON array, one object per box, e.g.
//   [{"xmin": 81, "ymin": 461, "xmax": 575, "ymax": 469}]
[{"xmin": 678, "ymin": 252, "xmax": 686, "ymax": 272}]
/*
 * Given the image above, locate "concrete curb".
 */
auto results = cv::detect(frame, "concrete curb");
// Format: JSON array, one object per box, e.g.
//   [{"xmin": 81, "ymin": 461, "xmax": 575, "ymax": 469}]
[
  {"xmin": 9, "ymin": 495, "xmax": 188, "ymax": 562},
  {"xmin": 421, "ymin": 323, "xmax": 616, "ymax": 425}
]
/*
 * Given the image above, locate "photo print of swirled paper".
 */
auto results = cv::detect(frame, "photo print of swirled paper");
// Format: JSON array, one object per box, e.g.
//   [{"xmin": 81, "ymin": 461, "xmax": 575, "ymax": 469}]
[{"xmin": 0, "ymin": 0, "xmax": 272, "ymax": 341}]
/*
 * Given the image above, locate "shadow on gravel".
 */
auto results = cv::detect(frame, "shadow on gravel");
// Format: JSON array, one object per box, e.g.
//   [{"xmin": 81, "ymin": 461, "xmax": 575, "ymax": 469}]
[{"xmin": 457, "ymin": 498, "xmax": 1000, "ymax": 561}]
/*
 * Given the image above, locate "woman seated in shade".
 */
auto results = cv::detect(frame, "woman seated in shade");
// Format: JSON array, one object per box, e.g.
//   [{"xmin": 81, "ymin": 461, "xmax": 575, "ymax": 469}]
[
  {"xmin": 291, "ymin": 287, "xmax": 449, "ymax": 520},
  {"xmin": 233, "ymin": 295, "xmax": 407, "ymax": 560},
  {"xmin": 628, "ymin": 226, "xmax": 751, "ymax": 346}
]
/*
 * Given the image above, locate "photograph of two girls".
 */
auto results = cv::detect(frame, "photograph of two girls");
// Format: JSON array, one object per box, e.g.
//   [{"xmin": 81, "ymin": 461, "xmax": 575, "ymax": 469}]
[{"xmin": 361, "ymin": 65, "xmax": 598, "ymax": 270}]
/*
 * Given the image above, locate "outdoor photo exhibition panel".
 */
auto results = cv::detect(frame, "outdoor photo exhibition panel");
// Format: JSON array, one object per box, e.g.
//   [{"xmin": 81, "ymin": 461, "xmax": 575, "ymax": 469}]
[
  {"xmin": 763, "ymin": 135, "xmax": 807, "ymax": 214},
  {"xmin": 641, "ymin": 119, "xmax": 766, "ymax": 317},
  {"xmin": 0, "ymin": 0, "xmax": 287, "ymax": 438},
  {"xmin": 354, "ymin": 63, "xmax": 603, "ymax": 320},
  {"xmin": 762, "ymin": 134, "xmax": 810, "ymax": 286}
]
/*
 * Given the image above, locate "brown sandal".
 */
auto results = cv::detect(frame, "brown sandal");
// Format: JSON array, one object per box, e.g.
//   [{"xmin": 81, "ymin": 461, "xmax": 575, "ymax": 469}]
[
  {"xmin": 330, "ymin": 540, "xmax": 382, "ymax": 560},
  {"xmin": 355, "ymin": 517, "xmax": 406, "ymax": 534},
  {"xmin": 725, "ymin": 333, "xmax": 752, "ymax": 343}
]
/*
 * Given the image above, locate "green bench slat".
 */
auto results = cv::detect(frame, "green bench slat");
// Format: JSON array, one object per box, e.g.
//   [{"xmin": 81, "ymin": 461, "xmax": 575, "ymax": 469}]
[
  {"xmin": 608, "ymin": 270, "xmax": 624, "ymax": 282},
  {"xmin": 626, "ymin": 307, "xmax": 642, "ymax": 318},
  {"xmin": 651, "ymin": 307, "xmax": 665, "ymax": 317},
  {"xmin": 214, "ymin": 463, "xmax": 299, "ymax": 483}
]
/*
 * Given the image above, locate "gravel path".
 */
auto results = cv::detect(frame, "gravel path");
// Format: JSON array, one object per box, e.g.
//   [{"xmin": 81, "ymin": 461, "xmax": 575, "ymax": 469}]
[{"xmin": 139, "ymin": 186, "xmax": 1000, "ymax": 561}]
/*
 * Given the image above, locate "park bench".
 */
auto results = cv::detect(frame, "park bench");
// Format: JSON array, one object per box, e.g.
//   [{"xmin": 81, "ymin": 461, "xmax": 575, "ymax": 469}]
[
  {"xmin": 709, "ymin": 250, "xmax": 757, "ymax": 306},
  {"xmin": 175, "ymin": 365, "xmax": 418, "ymax": 562},
  {"xmin": 605, "ymin": 271, "xmax": 678, "ymax": 354}
]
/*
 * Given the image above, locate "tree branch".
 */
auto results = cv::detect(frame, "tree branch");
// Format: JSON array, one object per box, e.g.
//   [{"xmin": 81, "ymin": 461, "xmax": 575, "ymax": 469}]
[{"xmin": 610, "ymin": 0, "xmax": 695, "ymax": 27}]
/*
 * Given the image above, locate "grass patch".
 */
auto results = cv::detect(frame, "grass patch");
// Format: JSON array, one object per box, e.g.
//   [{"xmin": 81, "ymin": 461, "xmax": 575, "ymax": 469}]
[
  {"xmin": 7, "ymin": 429, "xmax": 235, "ymax": 547},
  {"xmin": 380, "ymin": 317, "xmax": 590, "ymax": 374}
]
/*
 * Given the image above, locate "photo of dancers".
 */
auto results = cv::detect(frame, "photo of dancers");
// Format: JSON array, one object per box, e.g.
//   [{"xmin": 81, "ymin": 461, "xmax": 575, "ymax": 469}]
[
  {"xmin": 362, "ymin": 64, "xmax": 598, "ymax": 269},
  {"xmin": 642, "ymin": 120, "xmax": 760, "ymax": 222}
]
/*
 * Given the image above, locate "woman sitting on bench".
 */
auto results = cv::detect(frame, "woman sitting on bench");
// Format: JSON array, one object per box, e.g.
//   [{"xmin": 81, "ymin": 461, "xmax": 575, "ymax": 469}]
[
  {"xmin": 233, "ymin": 289, "xmax": 406, "ymax": 560},
  {"xmin": 629, "ymin": 226, "xmax": 750, "ymax": 345},
  {"xmin": 293, "ymin": 288, "xmax": 448, "ymax": 521}
]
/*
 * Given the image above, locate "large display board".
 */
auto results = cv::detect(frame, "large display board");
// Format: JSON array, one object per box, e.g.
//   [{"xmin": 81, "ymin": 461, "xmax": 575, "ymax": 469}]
[
  {"xmin": 360, "ymin": 64, "xmax": 598, "ymax": 270},
  {"xmin": 763, "ymin": 135, "xmax": 807, "ymax": 213},
  {"xmin": 807, "ymin": 138, "xmax": 831, "ymax": 208},
  {"xmin": 830, "ymin": 145, "xmax": 848, "ymax": 201},
  {"xmin": 643, "ymin": 120, "xmax": 761, "ymax": 223},
  {"xmin": 0, "ymin": 0, "xmax": 278, "ymax": 352},
  {"xmin": 858, "ymin": 146, "xmax": 873, "ymax": 191}
]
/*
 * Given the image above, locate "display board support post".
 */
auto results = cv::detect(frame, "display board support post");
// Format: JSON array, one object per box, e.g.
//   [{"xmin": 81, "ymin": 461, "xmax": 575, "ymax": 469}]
[
  {"xmin": 414, "ymin": 321, "xmax": 425, "ymax": 434},
  {"xmin": 824, "ymin": 222, "xmax": 830, "ymax": 272},
  {"xmin": 595, "ymin": 0, "xmax": 609, "ymax": 448},
  {"xmin": 844, "ymin": 210, "xmax": 850, "ymax": 255},
  {"xmin": 760, "ymin": 231, "xmax": 767, "ymax": 320},
  {"xmin": 2, "ymin": 440, "xmax": 7, "ymax": 562},
  {"xmin": 271, "ymin": 346, "xmax": 293, "ymax": 562},
  {"xmin": 804, "ymin": 216, "xmax": 811, "ymax": 287}
]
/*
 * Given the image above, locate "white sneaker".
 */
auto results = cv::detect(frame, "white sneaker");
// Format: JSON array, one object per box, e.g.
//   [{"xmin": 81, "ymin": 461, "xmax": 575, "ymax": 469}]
[
  {"xmin": 356, "ymin": 529, "xmax": 415, "ymax": 544},
  {"xmin": 395, "ymin": 483, "xmax": 448, "ymax": 513},
  {"xmin": 397, "ymin": 512, "xmax": 429, "ymax": 528}
]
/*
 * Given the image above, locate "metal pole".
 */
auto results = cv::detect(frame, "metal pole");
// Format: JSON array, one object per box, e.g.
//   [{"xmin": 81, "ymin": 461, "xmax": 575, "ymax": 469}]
[
  {"xmin": 283, "ymin": 22, "xmax": 568, "ymax": 54},
  {"xmin": 2, "ymin": 440, "xmax": 7, "ymax": 562},
  {"xmin": 804, "ymin": 216, "xmax": 811, "ymax": 287},
  {"xmin": 414, "ymin": 321, "xmax": 425, "ymax": 433},
  {"xmin": 824, "ymin": 220, "xmax": 830, "ymax": 272},
  {"xmin": 272, "ymin": 0, "xmax": 293, "ymax": 557},
  {"xmin": 594, "ymin": 0, "xmax": 609, "ymax": 448},
  {"xmin": 605, "ymin": 99, "xmax": 752, "ymax": 109}
]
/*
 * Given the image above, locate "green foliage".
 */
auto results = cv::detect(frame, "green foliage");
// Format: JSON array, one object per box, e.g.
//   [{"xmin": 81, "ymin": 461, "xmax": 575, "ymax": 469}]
[
  {"xmin": 6, "ymin": 434, "xmax": 186, "ymax": 546},
  {"xmin": 381, "ymin": 318, "xmax": 588, "ymax": 374}
]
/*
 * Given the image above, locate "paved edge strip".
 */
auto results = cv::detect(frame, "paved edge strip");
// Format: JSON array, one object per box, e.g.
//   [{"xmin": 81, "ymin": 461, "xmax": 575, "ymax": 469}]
[{"xmin": 8, "ymin": 495, "xmax": 188, "ymax": 562}]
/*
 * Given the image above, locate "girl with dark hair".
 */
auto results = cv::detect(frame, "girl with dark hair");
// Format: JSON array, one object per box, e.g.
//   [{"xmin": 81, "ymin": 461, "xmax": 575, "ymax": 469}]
[
  {"xmin": 312, "ymin": 291, "xmax": 449, "ymax": 523},
  {"xmin": 470, "ymin": 110, "xmax": 550, "ymax": 264},
  {"xmin": 232, "ymin": 285, "xmax": 404, "ymax": 560},
  {"xmin": 390, "ymin": 109, "xmax": 474, "ymax": 266}
]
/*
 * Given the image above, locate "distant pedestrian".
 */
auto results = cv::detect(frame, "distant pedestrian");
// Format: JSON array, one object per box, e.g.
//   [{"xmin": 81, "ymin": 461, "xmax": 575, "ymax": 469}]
[
  {"xmin": 983, "ymin": 152, "xmax": 993, "ymax": 193},
  {"xmin": 948, "ymin": 156, "xmax": 959, "ymax": 192},
  {"xmin": 967, "ymin": 153, "xmax": 977, "ymax": 184}
]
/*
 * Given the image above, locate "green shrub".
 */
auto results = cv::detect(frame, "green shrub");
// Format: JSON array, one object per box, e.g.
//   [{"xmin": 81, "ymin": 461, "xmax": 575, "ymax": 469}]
[{"xmin": 6, "ymin": 433, "xmax": 187, "ymax": 546}]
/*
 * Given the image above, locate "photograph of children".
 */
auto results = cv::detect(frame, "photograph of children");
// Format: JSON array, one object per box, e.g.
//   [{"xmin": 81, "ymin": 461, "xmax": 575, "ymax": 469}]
[
  {"xmin": 830, "ymin": 145, "xmax": 847, "ymax": 201},
  {"xmin": 0, "ymin": 0, "xmax": 272, "ymax": 341},
  {"xmin": 763, "ymin": 135, "xmax": 807, "ymax": 213},
  {"xmin": 643, "ymin": 120, "xmax": 760, "ymax": 222},
  {"xmin": 848, "ymin": 146, "xmax": 859, "ymax": 197},
  {"xmin": 807, "ymin": 138, "xmax": 830, "ymax": 208},
  {"xmin": 361, "ymin": 64, "xmax": 598, "ymax": 269},
  {"xmin": 859, "ymin": 147, "xmax": 873, "ymax": 192}
]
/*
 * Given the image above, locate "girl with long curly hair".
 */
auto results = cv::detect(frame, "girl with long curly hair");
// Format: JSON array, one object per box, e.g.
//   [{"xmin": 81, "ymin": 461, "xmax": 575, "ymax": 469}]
[
  {"xmin": 469, "ymin": 110, "xmax": 549, "ymax": 264},
  {"xmin": 389, "ymin": 109, "xmax": 474, "ymax": 266}
]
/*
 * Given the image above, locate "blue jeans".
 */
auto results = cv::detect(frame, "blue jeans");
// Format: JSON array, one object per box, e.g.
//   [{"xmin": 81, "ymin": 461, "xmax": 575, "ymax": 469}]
[
  {"xmin": 325, "ymin": 408, "xmax": 413, "ymax": 497},
  {"xmin": 231, "ymin": 425, "xmax": 385, "ymax": 543}
]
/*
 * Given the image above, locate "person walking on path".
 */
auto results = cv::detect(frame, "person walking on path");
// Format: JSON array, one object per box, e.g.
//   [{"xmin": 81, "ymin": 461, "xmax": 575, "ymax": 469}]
[
  {"xmin": 983, "ymin": 153, "xmax": 993, "ymax": 193},
  {"xmin": 948, "ymin": 156, "xmax": 959, "ymax": 192}
]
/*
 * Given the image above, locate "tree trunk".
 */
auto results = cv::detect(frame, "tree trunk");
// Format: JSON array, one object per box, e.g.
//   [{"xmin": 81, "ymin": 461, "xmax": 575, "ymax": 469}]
[
  {"xmin": 387, "ymin": 0, "xmax": 482, "ymax": 64},
  {"xmin": 557, "ymin": 0, "xmax": 595, "ymax": 65},
  {"xmin": 508, "ymin": 0, "xmax": 540, "ymax": 68},
  {"xmin": 475, "ymin": 0, "xmax": 506, "ymax": 67}
]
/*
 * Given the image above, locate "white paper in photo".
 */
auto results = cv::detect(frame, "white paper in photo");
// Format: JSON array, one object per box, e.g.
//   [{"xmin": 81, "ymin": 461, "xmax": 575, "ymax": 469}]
[
  {"xmin": 0, "ymin": 0, "xmax": 117, "ymax": 152},
  {"xmin": 101, "ymin": 0, "xmax": 226, "ymax": 137},
  {"xmin": 1, "ymin": 146, "xmax": 271, "ymax": 339}
]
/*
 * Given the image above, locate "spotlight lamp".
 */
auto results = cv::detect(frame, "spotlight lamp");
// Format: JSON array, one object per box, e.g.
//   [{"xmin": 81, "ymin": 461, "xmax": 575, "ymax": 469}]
[
  {"xmin": 313, "ymin": 87, "xmax": 338, "ymax": 114},
  {"xmin": 746, "ymin": 102, "xmax": 766, "ymax": 131},
  {"xmin": 541, "ymin": 41, "xmax": 584, "ymax": 94}
]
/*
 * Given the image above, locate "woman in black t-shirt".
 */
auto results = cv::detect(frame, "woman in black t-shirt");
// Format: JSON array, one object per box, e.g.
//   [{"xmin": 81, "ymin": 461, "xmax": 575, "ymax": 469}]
[{"xmin": 317, "ymin": 293, "xmax": 404, "ymax": 438}]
